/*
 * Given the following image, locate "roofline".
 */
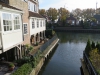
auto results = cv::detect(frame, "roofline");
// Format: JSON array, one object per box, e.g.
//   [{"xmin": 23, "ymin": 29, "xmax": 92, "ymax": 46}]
[
  {"xmin": 0, "ymin": 5, "xmax": 23, "ymax": 13},
  {"xmin": 29, "ymin": 17, "xmax": 46, "ymax": 20}
]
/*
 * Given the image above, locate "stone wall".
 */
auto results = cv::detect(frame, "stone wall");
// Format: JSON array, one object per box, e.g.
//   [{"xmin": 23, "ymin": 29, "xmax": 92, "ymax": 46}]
[{"xmin": 30, "ymin": 58, "xmax": 44, "ymax": 75}]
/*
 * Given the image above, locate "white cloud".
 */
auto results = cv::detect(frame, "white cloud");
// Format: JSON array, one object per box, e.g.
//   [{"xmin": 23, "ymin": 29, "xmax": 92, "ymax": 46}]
[
  {"xmin": 39, "ymin": 0, "xmax": 44, "ymax": 4},
  {"xmin": 39, "ymin": 0, "xmax": 100, "ymax": 11}
]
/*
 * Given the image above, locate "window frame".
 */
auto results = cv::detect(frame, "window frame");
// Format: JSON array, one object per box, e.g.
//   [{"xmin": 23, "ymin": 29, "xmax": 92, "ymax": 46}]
[
  {"xmin": 37, "ymin": 19, "xmax": 39, "ymax": 28},
  {"xmin": 23, "ymin": 23, "xmax": 28, "ymax": 35},
  {"xmin": 2, "ymin": 13, "xmax": 12, "ymax": 32},
  {"xmin": 13, "ymin": 14, "xmax": 21, "ymax": 30},
  {"xmin": 40, "ymin": 20, "xmax": 42, "ymax": 27},
  {"xmin": 32, "ymin": 19, "xmax": 35, "ymax": 29}
]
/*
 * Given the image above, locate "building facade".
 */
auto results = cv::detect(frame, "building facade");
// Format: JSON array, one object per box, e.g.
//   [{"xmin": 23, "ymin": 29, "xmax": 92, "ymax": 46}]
[
  {"xmin": 0, "ymin": 0, "xmax": 46, "ymax": 61},
  {"xmin": 28, "ymin": 0, "xmax": 46, "ymax": 45},
  {"xmin": 0, "ymin": 1, "xmax": 23, "ymax": 60}
]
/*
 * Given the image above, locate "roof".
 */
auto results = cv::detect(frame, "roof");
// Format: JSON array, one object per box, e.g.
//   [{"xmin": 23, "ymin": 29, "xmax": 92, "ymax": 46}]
[
  {"xmin": 29, "ymin": 11, "xmax": 44, "ymax": 18},
  {"xmin": 0, "ymin": 2, "xmax": 22, "ymax": 11},
  {"xmin": 66, "ymin": 16, "xmax": 76, "ymax": 20},
  {"xmin": 94, "ymin": 15, "xmax": 100, "ymax": 20}
]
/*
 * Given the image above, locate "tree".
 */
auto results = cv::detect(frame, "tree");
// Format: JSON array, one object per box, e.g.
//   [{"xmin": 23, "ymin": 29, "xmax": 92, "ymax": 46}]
[
  {"xmin": 58, "ymin": 7, "xmax": 69, "ymax": 25},
  {"xmin": 82, "ymin": 8, "xmax": 95, "ymax": 20},
  {"xmin": 85, "ymin": 39, "xmax": 92, "ymax": 56},
  {"xmin": 89, "ymin": 48, "xmax": 100, "ymax": 73},
  {"xmin": 39, "ymin": 9, "xmax": 46, "ymax": 15},
  {"xmin": 96, "ymin": 8, "xmax": 100, "ymax": 14},
  {"xmin": 71, "ymin": 8, "xmax": 82, "ymax": 20},
  {"xmin": 96, "ymin": 42, "xmax": 100, "ymax": 52},
  {"xmin": 47, "ymin": 8, "xmax": 58, "ymax": 22},
  {"xmin": 91, "ymin": 41, "xmax": 95, "ymax": 49}
]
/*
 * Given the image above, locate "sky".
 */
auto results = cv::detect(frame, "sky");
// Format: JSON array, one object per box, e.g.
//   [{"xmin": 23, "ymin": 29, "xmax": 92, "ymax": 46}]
[{"xmin": 39, "ymin": 0, "xmax": 100, "ymax": 11}]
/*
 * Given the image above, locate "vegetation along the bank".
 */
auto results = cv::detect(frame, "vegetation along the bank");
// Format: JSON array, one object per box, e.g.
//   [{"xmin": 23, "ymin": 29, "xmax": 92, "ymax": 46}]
[{"xmin": 85, "ymin": 39, "xmax": 100, "ymax": 74}]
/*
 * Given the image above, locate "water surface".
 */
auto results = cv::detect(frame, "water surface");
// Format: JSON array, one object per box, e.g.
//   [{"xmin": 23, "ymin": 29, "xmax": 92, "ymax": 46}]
[{"xmin": 39, "ymin": 32, "xmax": 100, "ymax": 75}]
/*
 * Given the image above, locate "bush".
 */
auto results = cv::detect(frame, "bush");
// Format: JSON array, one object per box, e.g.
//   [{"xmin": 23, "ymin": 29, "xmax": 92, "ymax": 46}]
[
  {"xmin": 15, "ymin": 56, "xmax": 31, "ymax": 66},
  {"xmin": 91, "ymin": 41, "xmax": 95, "ymax": 49},
  {"xmin": 83, "ymin": 21, "xmax": 90, "ymax": 29},
  {"xmin": 45, "ymin": 29, "xmax": 55, "ymax": 38},
  {"xmin": 85, "ymin": 39, "xmax": 92, "ymax": 56},
  {"xmin": 9, "ymin": 63, "xmax": 14, "ymax": 67},
  {"xmin": 11, "ymin": 63, "xmax": 32, "ymax": 75},
  {"xmin": 28, "ymin": 46, "xmax": 33, "ymax": 51}
]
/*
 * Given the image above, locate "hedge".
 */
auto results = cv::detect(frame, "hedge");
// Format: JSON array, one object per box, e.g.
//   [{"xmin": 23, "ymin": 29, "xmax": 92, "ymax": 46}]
[{"xmin": 11, "ymin": 63, "xmax": 32, "ymax": 75}]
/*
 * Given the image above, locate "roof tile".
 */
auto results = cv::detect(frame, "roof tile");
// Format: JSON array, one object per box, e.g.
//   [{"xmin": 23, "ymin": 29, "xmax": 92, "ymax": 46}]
[
  {"xmin": 0, "ymin": 2, "xmax": 22, "ymax": 11},
  {"xmin": 29, "ymin": 11, "xmax": 44, "ymax": 18}
]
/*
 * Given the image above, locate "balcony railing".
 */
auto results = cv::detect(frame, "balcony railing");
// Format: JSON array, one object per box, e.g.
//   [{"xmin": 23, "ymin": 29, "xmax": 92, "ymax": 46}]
[{"xmin": 40, "ymin": 35, "xmax": 58, "ymax": 52}]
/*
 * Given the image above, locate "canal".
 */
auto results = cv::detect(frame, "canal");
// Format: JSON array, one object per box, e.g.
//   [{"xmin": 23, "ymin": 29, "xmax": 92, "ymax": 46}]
[{"xmin": 38, "ymin": 32, "xmax": 100, "ymax": 75}]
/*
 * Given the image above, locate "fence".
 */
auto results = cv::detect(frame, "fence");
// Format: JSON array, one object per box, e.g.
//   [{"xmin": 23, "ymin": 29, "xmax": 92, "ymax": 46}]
[
  {"xmin": 83, "ymin": 51, "xmax": 98, "ymax": 75},
  {"xmin": 40, "ymin": 35, "xmax": 58, "ymax": 52}
]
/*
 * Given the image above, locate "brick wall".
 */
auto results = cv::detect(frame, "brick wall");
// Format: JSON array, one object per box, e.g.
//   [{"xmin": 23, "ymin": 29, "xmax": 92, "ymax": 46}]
[{"xmin": 9, "ymin": 0, "xmax": 30, "ymax": 45}]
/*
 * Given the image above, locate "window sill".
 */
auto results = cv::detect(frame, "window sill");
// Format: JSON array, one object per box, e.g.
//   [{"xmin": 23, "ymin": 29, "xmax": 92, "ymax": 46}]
[
  {"xmin": 24, "ymin": 33, "xmax": 29, "ymax": 35},
  {"xmin": 3, "ymin": 30, "xmax": 21, "ymax": 35}
]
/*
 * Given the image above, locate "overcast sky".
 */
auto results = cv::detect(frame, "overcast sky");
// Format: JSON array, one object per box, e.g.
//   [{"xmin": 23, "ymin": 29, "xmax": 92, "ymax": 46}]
[{"xmin": 39, "ymin": 0, "xmax": 100, "ymax": 11}]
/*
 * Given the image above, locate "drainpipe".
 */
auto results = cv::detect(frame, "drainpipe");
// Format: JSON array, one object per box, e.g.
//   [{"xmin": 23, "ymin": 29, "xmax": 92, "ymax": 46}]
[
  {"xmin": 21, "ymin": 13, "xmax": 24, "ymax": 42},
  {"xmin": 0, "ymin": 7, "xmax": 4, "ymax": 53}
]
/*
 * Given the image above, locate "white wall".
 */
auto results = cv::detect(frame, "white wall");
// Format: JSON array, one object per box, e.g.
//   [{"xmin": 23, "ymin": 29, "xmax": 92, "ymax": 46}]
[
  {"xmin": 30, "ymin": 18, "xmax": 46, "ymax": 36},
  {"xmin": 0, "ymin": 33, "xmax": 2, "ymax": 49},
  {"xmin": 2, "ymin": 31, "xmax": 23, "ymax": 52},
  {"xmin": 0, "ymin": 9, "xmax": 23, "ymax": 53}
]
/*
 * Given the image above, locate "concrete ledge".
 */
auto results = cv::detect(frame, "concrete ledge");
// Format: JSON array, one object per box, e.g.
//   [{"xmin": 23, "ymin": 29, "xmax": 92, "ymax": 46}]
[
  {"xmin": 80, "ymin": 58, "xmax": 89, "ymax": 75},
  {"xmin": 30, "ymin": 38, "xmax": 59, "ymax": 75},
  {"xmin": 30, "ymin": 58, "xmax": 44, "ymax": 75},
  {"xmin": 42, "ymin": 39, "xmax": 59, "ymax": 58}
]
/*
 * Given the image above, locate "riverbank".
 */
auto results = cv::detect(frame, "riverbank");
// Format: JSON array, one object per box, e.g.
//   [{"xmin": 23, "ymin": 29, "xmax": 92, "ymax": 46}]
[
  {"xmin": 54, "ymin": 27, "xmax": 100, "ymax": 33},
  {"xmin": 30, "ymin": 38, "xmax": 59, "ymax": 75},
  {"xmin": 80, "ymin": 59, "xmax": 89, "ymax": 75}
]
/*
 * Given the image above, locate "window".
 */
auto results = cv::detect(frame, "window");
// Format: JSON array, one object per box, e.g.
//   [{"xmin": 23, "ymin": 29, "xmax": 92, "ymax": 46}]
[
  {"xmin": 28, "ymin": 1, "xmax": 36, "ymax": 12},
  {"xmin": 24, "ymin": 0, "xmax": 28, "ymax": 2},
  {"xmin": 37, "ymin": 19, "xmax": 39, "ymax": 28},
  {"xmin": 40, "ymin": 20, "xmax": 42, "ymax": 27},
  {"xmin": 32, "ymin": 19, "xmax": 35, "ymax": 29},
  {"xmin": 14, "ymin": 15, "xmax": 20, "ymax": 30},
  {"xmin": 43, "ymin": 20, "xmax": 45, "ymax": 27},
  {"xmin": 24, "ymin": 24, "xmax": 27, "ymax": 34},
  {"xmin": 2, "ymin": 13, "xmax": 12, "ymax": 31},
  {"xmin": 34, "ymin": 5, "xmax": 36, "ymax": 11}
]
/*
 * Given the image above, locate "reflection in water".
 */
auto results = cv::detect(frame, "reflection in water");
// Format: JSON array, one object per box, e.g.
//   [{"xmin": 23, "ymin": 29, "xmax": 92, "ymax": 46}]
[
  {"xmin": 58, "ymin": 32, "xmax": 100, "ymax": 43},
  {"xmin": 38, "ymin": 32, "xmax": 100, "ymax": 75}
]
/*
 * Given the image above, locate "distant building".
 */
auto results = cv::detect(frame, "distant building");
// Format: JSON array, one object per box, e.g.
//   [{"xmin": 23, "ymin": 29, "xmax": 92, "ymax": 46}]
[
  {"xmin": 42, "ymin": 15, "xmax": 52, "ymax": 23},
  {"xmin": 93, "ymin": 14, "xmax": 100, "ymax": 24},
  {"xmin": 66, "ymin": 15, "xmax": 76, "ymax": 25}
]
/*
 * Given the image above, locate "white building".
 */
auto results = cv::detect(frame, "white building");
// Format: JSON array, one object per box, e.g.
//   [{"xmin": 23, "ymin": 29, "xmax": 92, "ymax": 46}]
[
  {"xmin": 28, "ymin": 0, "xmax": 46, "ymax": 45},
  {"xmin": 0, "ymin": 2, "xmax": 23, "ymax": 60},
  {"xmin": 0, "ymin": 0, "xmax": 46, "ymax": 61}
]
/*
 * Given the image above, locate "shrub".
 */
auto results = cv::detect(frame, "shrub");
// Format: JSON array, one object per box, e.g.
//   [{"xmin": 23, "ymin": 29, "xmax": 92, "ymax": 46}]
[
  {"xmin": 91, "ymin": 41, "xmax": 95, "ymax": 49},
  {"xmin": 9, "ymin": 63, "xmax": 15, "ymax": 67},
  {"xmin": 11, "ymin": 63, "xmax": 32, "ymax": 75},
  {"xmin": 45, "ymin": 29, "xmax": 55, "ymax": 38},
  {"xmin": 85, "ymin": 39, "xmax": 92, "ymax": 56},
  {"xmin": 28, "ymin": 46, "xmax": 33, "ymax": 51}
]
